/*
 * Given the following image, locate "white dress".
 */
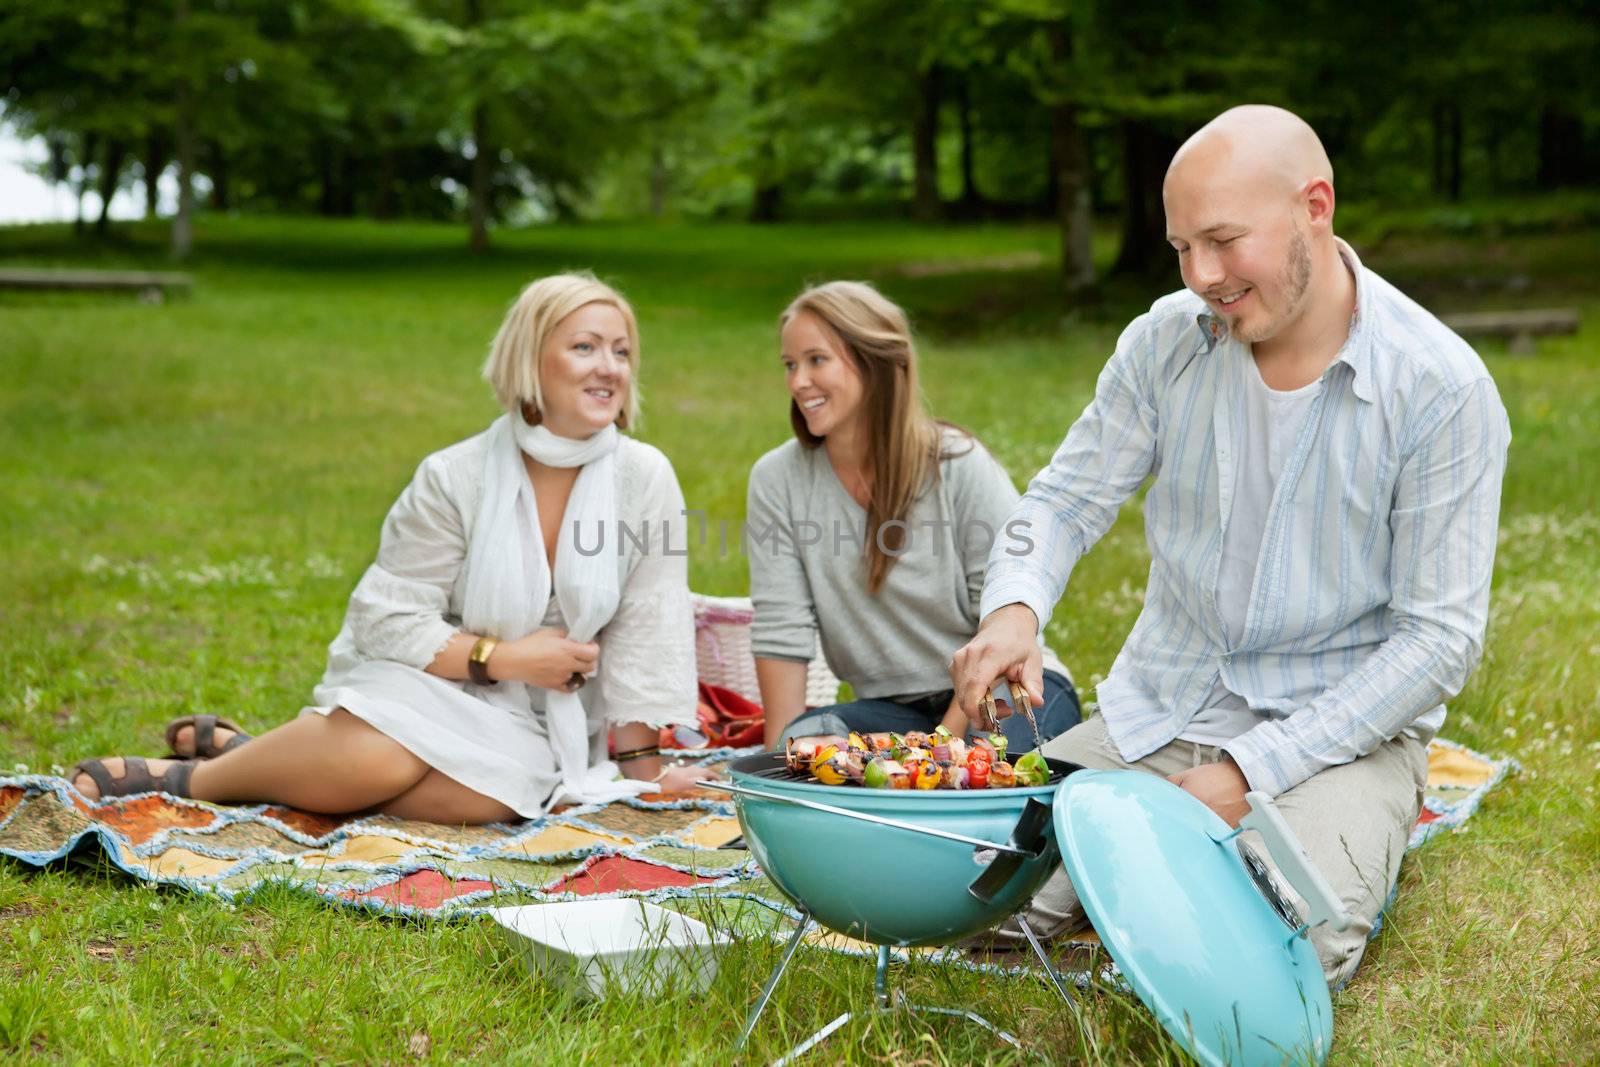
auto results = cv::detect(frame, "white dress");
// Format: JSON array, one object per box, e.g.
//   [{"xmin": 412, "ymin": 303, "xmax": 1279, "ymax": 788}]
[{"xmin": 301, "ymin": 427, "xmax": 698, "ymax": 817}]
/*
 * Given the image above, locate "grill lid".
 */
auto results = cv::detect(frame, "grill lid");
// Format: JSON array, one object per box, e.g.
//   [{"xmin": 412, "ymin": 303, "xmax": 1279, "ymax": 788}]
[{"xmin": 1052, "ymin": 769, "xmax": 1332, "ymax": 1067}]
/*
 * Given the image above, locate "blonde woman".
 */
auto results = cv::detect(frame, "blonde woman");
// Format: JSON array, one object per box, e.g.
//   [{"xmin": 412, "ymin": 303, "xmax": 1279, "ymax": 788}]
[
  {"xmin": 71, "ymin": 273, "xmax": 701, "ymax": 822},
  {"xmin": 748, "ymin": 281, "xmax": 1079, "ymax": 750}
]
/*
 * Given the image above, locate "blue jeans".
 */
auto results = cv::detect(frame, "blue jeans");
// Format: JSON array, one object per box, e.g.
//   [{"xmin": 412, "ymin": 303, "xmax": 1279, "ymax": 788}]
[{"xmin": 781, "ymin": 669, "xmax": 1081, "ymax": 754}]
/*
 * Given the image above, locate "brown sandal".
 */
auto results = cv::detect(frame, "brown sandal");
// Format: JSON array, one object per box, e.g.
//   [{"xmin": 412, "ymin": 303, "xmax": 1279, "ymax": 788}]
[
  {"xmin": 164, "ymin": 714, "xmax": 252, "ymax": 759},
  {"xmin": 72, "ymin": 756, "xmax": 197, "ymax": 800}
]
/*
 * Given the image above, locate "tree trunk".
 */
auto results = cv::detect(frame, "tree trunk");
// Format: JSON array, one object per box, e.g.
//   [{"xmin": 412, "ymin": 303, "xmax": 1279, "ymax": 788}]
[
  {"xmin": 171, "ymin": 0, "xmax": 195, "ymax": 260},
  {"xmin": 649, "ymin": 143, "xmax": 668, "ymax": 218},
  {"xmin": 208, "ymin": 143, "xmax": 231, "ymax": 211},
  {"xmin": 373, "ymin": 147, "xmax": 397, "ymax": 220},
  {"xmin": 1538, "ymin": 104, "xmax": 1581, "ymax": 189},
  {"xmin": 74, "ymin": 132, "xmax": 101, "ymax": 235},
  {"xmin": 1485, "ymin": 115, "xmax": 1501, "ymax": 193},
  {"xmin": 749, "ymin": 74, "xmax": 781, "ymax": 223},
  {"xmin": 45, "ymin": 133, "xmax": 70, "ymax": 187},
  {"xmin": 749, "ymin": 121, "xmax": 781, "ymax": 221},
  {"xmin": 1112, "ymin": 119, "xmax": 1179, "ymax": 278},
  {"xmin": 1051, "ymin": 101, "xmax": 1094, "ymax": 296},
  {"xmin": 94, "ymin": 140, "xmax": 127, "ymax": 235},
  {"xmin": 750, "ymin": 177, "xmax": 782, "ymax": 222},
  {"xmin": 468, "ymin": 102, "xmax": 491, "ymax": 250},
  {"xmin": 1431, "ymin": 101, "xmax": 1464, "ymax": 201},
  {"xmin": 317, "ymin": 139, "xmax": 350, "ymax": 217},
  {"xmin": 143, "ymin": 133, "xmax": 168, "ymax": 219},
  {"xmin": 956, "ymin": 76, "xmax": 980, "ymax": 209},
  {"xmin": 1446, "ymin": 103, "xmax": 1463, "ymax": 202},
  {"xmin": 911, "ymin": 65, "xmax": 943, "ymax": 222},
  {"xmin": 1042, "ymin": 137, "xmax": 1058, "ymax": 216},
  {"xmin": 465, "ymin": 0, "xmax": 491, "ymax": 249}
]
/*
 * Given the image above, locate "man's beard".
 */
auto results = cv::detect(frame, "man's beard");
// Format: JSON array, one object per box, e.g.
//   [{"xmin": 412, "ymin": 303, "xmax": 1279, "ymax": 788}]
[{"xmin": 1232, "ymin": 226, "xmax": 1313, "ymax": 344}]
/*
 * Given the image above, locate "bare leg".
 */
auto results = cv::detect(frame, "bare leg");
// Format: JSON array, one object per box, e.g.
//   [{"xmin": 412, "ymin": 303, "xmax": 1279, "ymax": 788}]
[
  {"xmin": 72, "ymin": 709, "xmax": 431, "ymax": 813},
  {"xmin": 378, "ymin": 769, "xmax": 519, "ymax": 824}
]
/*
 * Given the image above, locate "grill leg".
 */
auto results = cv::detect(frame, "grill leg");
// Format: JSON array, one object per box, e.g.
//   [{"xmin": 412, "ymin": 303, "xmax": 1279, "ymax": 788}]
[
  {"xmin": 900, "ymin": 1005, "xmax": 1023, "ymax": 1050},
  {"xmin": 770, "ymin": 1010, "xmax": 856, "ymax": 1067},
  {"xmin": 773, "ymin": 1004, "xmax": 1023, "ymax": 1066},
  {"xmin": 1015, "ymin": 914, "xmax": 1077, "ymax": 1006},
  {"xmin": 766, "ymin": 943, "xmax": 1029, "ymax": 1066},
  {"xmin": 737, "ymin": 911, "xmax": 813, "ymax": 1050},
  {"xmin": 1016, "ymin": 913, "xmax": 1092, "ymax": 1036}
]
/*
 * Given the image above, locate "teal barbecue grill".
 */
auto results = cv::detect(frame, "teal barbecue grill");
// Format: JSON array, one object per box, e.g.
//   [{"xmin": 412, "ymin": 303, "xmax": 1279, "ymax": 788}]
[{"xmin": 706, "ymin": 751, "xmax": 1351, "ymax": 1066}]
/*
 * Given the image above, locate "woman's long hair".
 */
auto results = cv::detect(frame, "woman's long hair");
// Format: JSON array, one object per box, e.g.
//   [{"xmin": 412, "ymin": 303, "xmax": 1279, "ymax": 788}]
[{"xmin": 781, "ymin": 281, "xmax": 969, "ymax": 594}]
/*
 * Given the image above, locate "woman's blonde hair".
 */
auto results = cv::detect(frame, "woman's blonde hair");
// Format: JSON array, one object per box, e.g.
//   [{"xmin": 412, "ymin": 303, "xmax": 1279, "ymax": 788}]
[
  {"xmin": 781, "ymin": 280, "xmax": 969, "ymax": 594},
  {"xmin": 482, "ymin": 272, "xmax": 641, "ymax": 429}
]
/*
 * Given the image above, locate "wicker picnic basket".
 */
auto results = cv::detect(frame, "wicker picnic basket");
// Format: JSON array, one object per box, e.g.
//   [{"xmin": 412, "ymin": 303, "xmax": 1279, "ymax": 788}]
[{"xmin": 691, "ymin": 592, "xmax": 840, "ymax": 709}]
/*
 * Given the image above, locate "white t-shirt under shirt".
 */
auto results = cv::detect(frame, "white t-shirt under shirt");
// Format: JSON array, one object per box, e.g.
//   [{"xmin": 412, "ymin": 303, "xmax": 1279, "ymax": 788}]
[{"xmin": 1180, "ymin": 357, "xmax": 1325, "ymax": 746}]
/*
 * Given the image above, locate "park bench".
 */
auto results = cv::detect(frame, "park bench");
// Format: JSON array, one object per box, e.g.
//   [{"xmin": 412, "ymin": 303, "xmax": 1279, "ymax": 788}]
[
  {"xmin": 0, "ymin": 268, "xmax": 193, "ymax": 304},
  {"xmin": 1439, "ymin": 308, "xmax": 1579, "ymax": 355}
]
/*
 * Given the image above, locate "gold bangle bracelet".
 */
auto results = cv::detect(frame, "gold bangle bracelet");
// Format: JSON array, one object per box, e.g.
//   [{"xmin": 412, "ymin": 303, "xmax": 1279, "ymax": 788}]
[
  {"xmin": 613, "ymin": 745, "xmax": 661, "ymax": 764},
  {"xmin": 467, "ymin": 635, "xmax": 499, "ymax": 686}
]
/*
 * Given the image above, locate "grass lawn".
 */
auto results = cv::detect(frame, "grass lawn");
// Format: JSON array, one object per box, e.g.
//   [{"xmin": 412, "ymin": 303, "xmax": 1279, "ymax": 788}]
[{"xmin": 1, "ymin": 213, "xmax": 1596, "ymax": 1063}]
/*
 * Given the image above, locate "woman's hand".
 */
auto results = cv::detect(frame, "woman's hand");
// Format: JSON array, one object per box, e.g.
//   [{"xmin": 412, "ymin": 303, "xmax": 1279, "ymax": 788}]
[
  {"xmin": 653, "ymin": 763, "xmax": 712, "ymax": 794},
  {"xmin": 492, "ymin": 629, "xmax": 600, "ymax": 691}
]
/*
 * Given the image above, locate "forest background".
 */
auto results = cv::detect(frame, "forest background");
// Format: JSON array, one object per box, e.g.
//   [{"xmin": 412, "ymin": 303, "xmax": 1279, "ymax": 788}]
[{"xmin": 4, "ymin": 0, "xmax": 1598, "ymax": 278}]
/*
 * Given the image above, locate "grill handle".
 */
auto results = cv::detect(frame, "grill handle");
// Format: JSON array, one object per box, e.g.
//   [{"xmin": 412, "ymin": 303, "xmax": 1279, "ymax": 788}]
[
  {"xmin": 1233, "ymin": 791, "xmax": 1354, "ymax": 933},
  {"xmin": 699, "ymin": 779, "xmax": 1038, "ymax": 858},
  {"xmin": 967, "ymin": 796, "xmax": 1055, "ymax": 904}
]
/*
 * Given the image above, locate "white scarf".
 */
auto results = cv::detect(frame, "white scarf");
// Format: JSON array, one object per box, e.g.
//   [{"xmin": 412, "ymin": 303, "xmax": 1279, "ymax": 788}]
[{"xmin": 462, "ymin": 414, "xmax": 658, "ymax": 807}]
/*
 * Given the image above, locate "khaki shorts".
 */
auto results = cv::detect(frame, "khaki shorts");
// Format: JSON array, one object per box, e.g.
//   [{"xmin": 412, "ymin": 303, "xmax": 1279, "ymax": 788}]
[{"xmin": 991, "ymin": 714, "xmax": 1427, "ymax": 988}]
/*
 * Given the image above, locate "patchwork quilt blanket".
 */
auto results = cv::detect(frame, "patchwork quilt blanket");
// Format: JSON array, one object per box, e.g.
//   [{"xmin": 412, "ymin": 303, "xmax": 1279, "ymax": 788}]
[{"xmin": 0, "ymin": 739, "xmax": 1513, "ymax": 958}]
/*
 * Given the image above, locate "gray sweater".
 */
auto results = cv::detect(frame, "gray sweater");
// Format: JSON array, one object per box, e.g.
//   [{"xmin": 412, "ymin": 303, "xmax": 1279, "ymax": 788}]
[{"xmin": 747, "ymin": 432, "xmax": 1068, "ymax": 700}]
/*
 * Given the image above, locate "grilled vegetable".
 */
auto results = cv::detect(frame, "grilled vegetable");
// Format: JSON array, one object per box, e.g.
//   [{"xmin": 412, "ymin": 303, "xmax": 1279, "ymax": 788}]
[
  {"xmin": 786, "ymin": 735, "xmax": 848, "ymax": 773},
  {"xmin": 1013, "ymin": 750, "xmax": 1049, "ymax": 786},
  {"xmin": 966, "ymin": 758, "xmax": 990, "ymax": 790},
  {"xmin": 884, "ymin": 760, "xmax": 913, "ymax": 789},
  {"xmin": 988, "ymin": 733, "xmax": 1009, "ymax": 762},
  {"xmin": 911, "ymin": 760, "xmax": 943, "ymax": 790},
  {"xmin": 865, "ymin": 733, "xmax": 895, "ymax": 752},
  {"xmin": 810, "ymin": 744, "xmax": 844, "ymax": 784},
  {"xmin": 863, "ymin": 759, "xmax": 892, "ymax": 789},
  {"xmin": 812, "ymin": 745, "xmax": 866, "ymax": 785}
]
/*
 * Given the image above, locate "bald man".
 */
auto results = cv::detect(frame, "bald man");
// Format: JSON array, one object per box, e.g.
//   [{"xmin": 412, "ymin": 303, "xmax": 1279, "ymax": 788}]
[{"xmin": 952, "ymin": 105, "xmax": 1510, "ymax": 986}]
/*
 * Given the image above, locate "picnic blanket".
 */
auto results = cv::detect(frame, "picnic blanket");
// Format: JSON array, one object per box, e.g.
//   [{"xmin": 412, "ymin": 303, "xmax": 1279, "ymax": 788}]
[{"xmin": 0, "ymin": 738, "xmax": 1513, "ymax": 958}]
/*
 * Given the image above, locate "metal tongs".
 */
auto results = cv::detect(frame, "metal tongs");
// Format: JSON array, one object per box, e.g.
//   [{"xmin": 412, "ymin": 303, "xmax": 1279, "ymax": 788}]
[{"xmin": 978, "ymin": 679, "xmax": 1045, "ymax": 751}]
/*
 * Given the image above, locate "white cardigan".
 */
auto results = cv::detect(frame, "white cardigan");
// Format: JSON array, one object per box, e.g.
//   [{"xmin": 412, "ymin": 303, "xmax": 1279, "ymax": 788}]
[{"xmin": 303, "ymin": 426, "xmax": 697, "ymax": 816}]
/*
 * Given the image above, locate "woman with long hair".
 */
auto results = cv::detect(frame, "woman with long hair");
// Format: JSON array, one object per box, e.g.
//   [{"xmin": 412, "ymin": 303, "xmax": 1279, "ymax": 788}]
[
  {"xmin": 747, "ymin": 280, "xmax": 1079, "ymax": 750},
  {"xmin": 71, "ymin": 273, "xmax": 701, "ymax": 821}
]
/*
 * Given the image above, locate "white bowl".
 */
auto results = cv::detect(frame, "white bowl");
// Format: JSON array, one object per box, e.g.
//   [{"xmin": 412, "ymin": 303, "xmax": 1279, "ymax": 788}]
[{"xmin": 491, "ymin": 899, "xmax": 733, "ymax": 1000}]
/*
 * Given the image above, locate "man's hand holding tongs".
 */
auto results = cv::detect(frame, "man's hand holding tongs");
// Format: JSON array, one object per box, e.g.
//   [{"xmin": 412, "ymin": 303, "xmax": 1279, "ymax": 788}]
[{"xmin": 949, "ymin": 603, "xmax": 1046, "ymax": 733}]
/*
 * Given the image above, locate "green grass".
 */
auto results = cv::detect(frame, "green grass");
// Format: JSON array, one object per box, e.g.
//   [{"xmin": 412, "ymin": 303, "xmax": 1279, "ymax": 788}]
[{"xmin": 2, "ymin": 213, "xmax": 1597, "ymax": 1064}]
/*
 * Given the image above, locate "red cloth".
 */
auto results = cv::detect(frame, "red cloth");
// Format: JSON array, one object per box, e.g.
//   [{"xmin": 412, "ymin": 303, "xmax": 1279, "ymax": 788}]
[
  {"xmin": 646, "ymin": 682, "xmax": 765, "ymax": 750},
  {"xmin": 343, "ymin": 870, "xmax": 496, "ymax": 909},
  {"xmin": 553, "ymin": 855, "xmax": 719, "ymax": 896},
  {"xmin": 693, "ymin": 682, "xmax": 764, "ymax": 749}
]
